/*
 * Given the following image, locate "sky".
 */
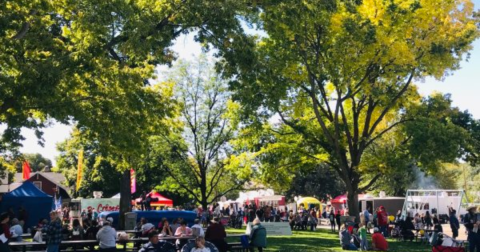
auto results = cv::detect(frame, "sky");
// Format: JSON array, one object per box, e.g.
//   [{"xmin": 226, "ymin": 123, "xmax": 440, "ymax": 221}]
[{"xmin": 13, "ymin": 1, "xmax": 480, "ymax": 165}]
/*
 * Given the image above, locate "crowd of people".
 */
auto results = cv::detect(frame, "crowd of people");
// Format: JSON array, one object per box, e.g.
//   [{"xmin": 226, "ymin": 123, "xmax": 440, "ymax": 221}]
[{"xmin": 136, "ymin": 216, "xmax": 267, "ymax": 252}]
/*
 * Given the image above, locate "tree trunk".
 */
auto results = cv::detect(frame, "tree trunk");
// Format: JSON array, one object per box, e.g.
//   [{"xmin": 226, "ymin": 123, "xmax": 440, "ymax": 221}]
[
  {"xmin": 119, "ymin": 169, "xmax": 131, "ymax": 230},
  {"xmin": 347, "ymin": 188, "xmax": 360, "ymax": 222},
  {"xmin": 201, "ymin": 199, "xmax": 208, "ymax": 212}
]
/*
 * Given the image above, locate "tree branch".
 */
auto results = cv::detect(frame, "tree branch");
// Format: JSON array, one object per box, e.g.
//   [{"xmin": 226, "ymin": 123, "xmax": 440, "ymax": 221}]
[{"xmin": 358, "ymin": 174, "xmax": 382, "ymax": 192}]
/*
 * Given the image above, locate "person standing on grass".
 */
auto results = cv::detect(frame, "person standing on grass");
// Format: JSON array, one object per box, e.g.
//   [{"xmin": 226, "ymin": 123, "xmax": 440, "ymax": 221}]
[
  {"xmin": 424, "ymin": 211, "xmax": 433, "ymax": 230},
  {"xmin": 449, "ymin": 207, "xmax": 460, "ymax": 239},
  {"xmin": 308, "ymin": 209, "xmax": 317, "ymax": 231},
  {"xmin": 43, "ymin": 211, "xmax": 63, "ymax": 252},
  {"xmin": 363, "ymin": 207, "xmax": 370, "ymax": 229},
  {"xmin": 464, "ymin": 206, "xmax": 480, "ymax": 252},
  {"xmin": 335, "ymin": 210, "xmax": 342, "ymax": 232},
  {"xmin": 0, "ymin": 212, "xmax": 12, "ymax": 252},
  {"xmin": 359, "ymin": 223, "xmax": 368, "ymax": 251},
  {"xmin": 376, "ymin": 206, "xmax": 388, "ymax": 238},
  {"xmin": 329, "ymin": 210, "xmax": 336, "ymax": 232}
]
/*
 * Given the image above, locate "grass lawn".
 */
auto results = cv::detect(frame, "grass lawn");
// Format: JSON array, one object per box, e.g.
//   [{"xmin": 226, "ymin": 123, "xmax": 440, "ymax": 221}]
[{"xmin": 226, "ymin": 228, "xmax": 433, "ymax": 252}]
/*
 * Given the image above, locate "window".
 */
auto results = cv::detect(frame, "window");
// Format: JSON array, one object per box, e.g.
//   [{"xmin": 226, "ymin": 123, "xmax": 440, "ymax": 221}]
[{"xmin": 33, "ymin": 181, "xmax": 42, "ymax": 190}]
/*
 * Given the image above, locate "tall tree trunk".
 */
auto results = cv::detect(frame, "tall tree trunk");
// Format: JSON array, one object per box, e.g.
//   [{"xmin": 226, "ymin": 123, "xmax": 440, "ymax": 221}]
[
  {"xmin": 201, "ymin": 199, "xmax": 208, "ymax": 213},
  {"xmin": 201, "ymin": 182, "xmax": 207, "ymax": 213},
  {"xmin": 119, "ymin": 169, "xmax": 131, "ymax": 230},
  {"xmin": 347, "ymin": 187, "xmax": 360, "ymax": 222}
]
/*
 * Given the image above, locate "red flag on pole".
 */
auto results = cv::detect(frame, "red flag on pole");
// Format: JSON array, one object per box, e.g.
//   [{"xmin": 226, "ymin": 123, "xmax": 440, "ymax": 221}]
[
  {"xmin": 130, "ymin": 169, "xmax": 136, "ymax": 194},
  {"xmin": 22, "ymin": 161, "xmax": 31, "ymax": 180}
]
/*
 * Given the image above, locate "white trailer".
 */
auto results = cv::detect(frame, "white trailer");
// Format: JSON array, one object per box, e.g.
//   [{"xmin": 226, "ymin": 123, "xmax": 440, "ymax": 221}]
[
  {"xmin": 359, "ymin": 196, "xmax": 405, "ymax": 216},
  {"xmin": 401, "ymin": 190, "xmax": 468, "ymax": 223}
]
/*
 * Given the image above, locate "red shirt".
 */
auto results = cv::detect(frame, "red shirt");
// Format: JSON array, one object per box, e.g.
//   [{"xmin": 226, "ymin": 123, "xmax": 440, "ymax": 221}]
[
  {"xmin": 205, "ymin": 223, "xmax": 226, "ymax": 241},
  {"xmin": 1, "ymin": 223, "xmax": 12, "ymax": 239},
  {"xmin": 377, "ymin": 210, "xmax": 388, "ymax": 226},
  {"xmin": 372, "ymin": 233, "xmax": 388, "ymax": 251}
]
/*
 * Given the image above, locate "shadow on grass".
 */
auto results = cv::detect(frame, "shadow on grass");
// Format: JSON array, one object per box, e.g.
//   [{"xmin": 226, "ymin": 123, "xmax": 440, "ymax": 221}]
[{"xmin": 232, "ymin": 228, "xmax": 432, "ymax": 252}]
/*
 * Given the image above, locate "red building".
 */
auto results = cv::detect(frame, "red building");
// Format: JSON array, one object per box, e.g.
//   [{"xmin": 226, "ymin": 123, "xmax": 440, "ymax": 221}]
[{"xmin": 12, "ymin": 172, "xmax": 71, "ymax": 199}]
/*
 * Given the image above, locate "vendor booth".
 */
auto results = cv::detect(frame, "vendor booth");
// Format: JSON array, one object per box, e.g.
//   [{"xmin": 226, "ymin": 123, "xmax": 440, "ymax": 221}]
[
  {"xmin": 297, "ymin": 197, "xmax": 322, "ymax": 212},
  {"xmin": 331, "ymin": 194, "xmax": 348, "ymax": 215},
  {"xmin": 255, "ymin": 195, "xmax": 286, "ymax": 207},
  {"xmin": 0, "ymin": 182, "xmax": 53, "ymax": 228},
  {"xmin": 135, "ymin": 191, "xmax": 173, "ymax": 209}
]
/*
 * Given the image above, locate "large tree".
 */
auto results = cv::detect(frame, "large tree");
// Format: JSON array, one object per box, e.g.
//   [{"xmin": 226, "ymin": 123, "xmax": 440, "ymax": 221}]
[
  {"xmin": 1, "ymin": 0, "xmax": 252, "ymax": 227},
  {"xmin": 149, "ymin": 56, "xmax": 252, "ymax": 209},
  {"xmin": 14, "ymin": 153, "xmax": 53, "ymax": 173},
  {"xmin": 224, "ymin": 0, "xmax": 479, "ymax": 217}
]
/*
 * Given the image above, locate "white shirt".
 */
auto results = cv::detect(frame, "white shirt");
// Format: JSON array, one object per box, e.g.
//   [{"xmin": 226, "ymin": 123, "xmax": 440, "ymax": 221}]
[
  {"xmin": 191, "ymin": 247, "xmax": 211, "ymax": 252},
  {"xmin": 191, "ymin": 224, "xmax": 205, "ymax": 237},
  {"xmin": 10, "ymin": 224, "xmax": 23, "ymax": 241}
]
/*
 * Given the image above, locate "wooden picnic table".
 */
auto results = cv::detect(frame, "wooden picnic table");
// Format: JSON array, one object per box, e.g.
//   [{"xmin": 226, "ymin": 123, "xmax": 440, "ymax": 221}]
[
  {"xmin": 9, "ymin": 240, "xmax": 98, "ymax": 252},
  {"xmin": 10, "ymin": 233, "xmax": 246, "ymax": 252}
]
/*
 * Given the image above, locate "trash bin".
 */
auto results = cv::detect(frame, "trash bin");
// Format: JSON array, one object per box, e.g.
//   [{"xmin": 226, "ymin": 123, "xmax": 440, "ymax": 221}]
[{"xmin": 125, "ymin": 212, "xmax": 137, "ymax": 230}]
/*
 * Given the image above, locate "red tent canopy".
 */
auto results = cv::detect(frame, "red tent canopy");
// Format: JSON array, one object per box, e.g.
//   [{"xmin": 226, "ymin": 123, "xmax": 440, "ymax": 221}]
[
  {"xmin": 331, "ymin": 194, "xmax": 366, "ymax": 204},
  {"xmin": 331, "ymin": 194, "xmax": 347, "ymax": 204},
  {"xmin": 135, "ymin": 191, "xmax": 173, "ymax": 207}
]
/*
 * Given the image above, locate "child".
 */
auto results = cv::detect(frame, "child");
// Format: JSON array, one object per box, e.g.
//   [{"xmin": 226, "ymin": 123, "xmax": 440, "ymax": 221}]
[
  {"xmin": 359, "ymin": 223, "xmax": 368, "ymax": 251},
  {"xmin": 191, "ymin": 237, "xmax": 211, "ymax": 252}
]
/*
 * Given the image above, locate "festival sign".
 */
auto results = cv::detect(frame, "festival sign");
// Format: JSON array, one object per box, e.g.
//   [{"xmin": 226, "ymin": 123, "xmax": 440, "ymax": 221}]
[{"xmin": 81, "ymin": 198, "xmax": 120, "ymax": 212}]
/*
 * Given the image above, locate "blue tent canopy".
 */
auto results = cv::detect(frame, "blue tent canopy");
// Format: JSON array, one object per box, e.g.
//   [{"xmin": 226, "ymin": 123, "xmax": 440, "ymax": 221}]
[{"xmin": 1, "ymin": 182, "xmax": 54, "ymax": 229}]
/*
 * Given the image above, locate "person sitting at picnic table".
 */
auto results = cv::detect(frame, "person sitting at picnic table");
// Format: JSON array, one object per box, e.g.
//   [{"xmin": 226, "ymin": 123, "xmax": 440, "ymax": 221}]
[
  {"xmin": 141, "ymin": 218, "xmax": 156, "ymax": 237},
  {"xmin": 205, "ymin": 217, "xmax": 227, "ymax": 252},
  {"xmin": 175, "ymin": 220, "xmax": 192, "ymax": 250},
  {"xmin": 399, "ymin": 214, "xmax": 415, "ymax": 242},
  {"xmin": 86, "ymin": 220, "xmax": 100, "ymax": 240},
  {"xmin": 97, "ymin": 219, "xmax": 117, "ymax": 252},
  {"xmin": 70, "ymin": 219, "xmax": 85, "ymax": 240},
  {"xmin": 249, "ymin": 218, "xmax": 267, "ymax": 252},
  {"xmin": 191, "ymin": 219, "xmax": 205, "ymax": 237},
  {"xmin": 170, "ymin": 218, "xmax": 181, "ymax": 234},
  {"xmin": 339, "ymin": 224, "xmax": 357, "ymax": 251},
  {"xmin": 10, "ymin": 218, "xmax": 23, "ymax": 242},
  {"xmin": 61, "ymin": 223, "xmax": 70, "ymax": 240},
  {"xmin": 190, "ymin": 236, "xmax": 211, "ymax": 252},
  {"xmin": 139, "ymin": 230, "xmax": 175, "ymax": 252},
  {"xmin": 371, "ymin": 227, "xmax": 388, "ymax": 251},
  {"xmin": 0, "ymin": 212, "xmax": 12, "ymax": 251},
  {"xmin": 159, "ymin": 219, "xmax": 174, "ymax": 236},
  {"xmin": 42, "ymin": 211, "xmax": 63, "ymax": 252}
]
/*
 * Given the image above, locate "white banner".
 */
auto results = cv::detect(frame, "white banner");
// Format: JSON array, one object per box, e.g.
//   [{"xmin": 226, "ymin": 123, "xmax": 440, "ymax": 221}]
[
  {"xmin": 246, "ymin": 222, "xmax": 292, "ymax": 236},
  {"xmin": 81, "ymin": 198, "xmax": 120, "ymax": 212}
]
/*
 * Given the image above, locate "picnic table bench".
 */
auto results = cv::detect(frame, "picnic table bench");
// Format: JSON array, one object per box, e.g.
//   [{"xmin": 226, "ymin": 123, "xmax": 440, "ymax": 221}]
[
  {"xmin": 9, "ymin": 240, "xmax": 98, "ymax": 252},
  {"xmin": 10, "ymin": 233, "xmax": 246, "ymax": 252}
]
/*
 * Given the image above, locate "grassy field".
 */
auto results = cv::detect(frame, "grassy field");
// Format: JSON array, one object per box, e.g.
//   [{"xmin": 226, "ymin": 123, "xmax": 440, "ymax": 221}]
[{"xmin": 226, "ymin": 228, "xmax": 433, "ymax": 252}]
